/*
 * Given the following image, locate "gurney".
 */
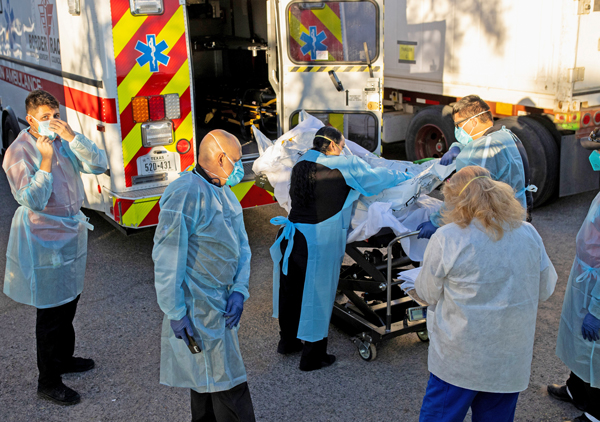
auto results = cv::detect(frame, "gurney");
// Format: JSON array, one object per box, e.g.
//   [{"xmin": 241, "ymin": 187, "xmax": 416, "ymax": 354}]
[{"xmin": 331, "ymin": 230, "xmax": 428, "ymax": 361}]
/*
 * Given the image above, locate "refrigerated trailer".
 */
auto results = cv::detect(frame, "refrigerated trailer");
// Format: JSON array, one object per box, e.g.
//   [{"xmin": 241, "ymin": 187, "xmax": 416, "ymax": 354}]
[{"xmin": 1, "ymin": 0, "xmax": 598, "ymax": 231}]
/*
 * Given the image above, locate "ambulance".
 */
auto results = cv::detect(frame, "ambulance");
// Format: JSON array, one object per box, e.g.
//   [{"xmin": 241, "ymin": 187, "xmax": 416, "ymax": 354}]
[{"xmin": 0, "ymin": 0, "xmax": 598, "ymax": 232}]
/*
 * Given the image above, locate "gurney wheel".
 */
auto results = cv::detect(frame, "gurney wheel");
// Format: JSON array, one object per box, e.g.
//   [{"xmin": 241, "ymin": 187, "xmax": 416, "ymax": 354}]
[
  {"xmin": 357, "ymin": 341, "xmax": 377, "ymax": 361},
  {"xmin": 416, "ymin": 330, "xmax": 429, "ymax": 342}
]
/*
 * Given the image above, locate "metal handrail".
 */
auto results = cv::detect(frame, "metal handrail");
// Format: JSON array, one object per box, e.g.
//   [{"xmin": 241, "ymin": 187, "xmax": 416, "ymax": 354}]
[{"xmin": 386, "ymin": 231, "xmax": 420, "ymax": 332}]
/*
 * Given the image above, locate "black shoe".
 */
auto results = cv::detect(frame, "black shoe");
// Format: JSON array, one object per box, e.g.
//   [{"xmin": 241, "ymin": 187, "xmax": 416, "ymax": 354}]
[
  {"xmin": 547, "ymin": 384, "xmax": 585, "ymax": 411},
  {"xmin": 37, "ymin": 382, "xmax": 81, "ymax": 406},
  {"xmin": 277, "ymin": 340, "xmax": 304, "ymax": 355},
  {"xmin": 299, "ymin": 354, "xmax": 336, "ymax": 372},
  {"xmin": 60, "ymin": 357, "xmax": 95, "ymax": 374},
  {"xmin": 570, "ymin": 414, "xmax": 592, "ymax": 422}
]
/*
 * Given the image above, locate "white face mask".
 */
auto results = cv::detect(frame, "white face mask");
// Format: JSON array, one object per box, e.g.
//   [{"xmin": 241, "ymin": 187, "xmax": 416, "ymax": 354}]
[{"xmin": 28, "ymin": 115, "xmax": 57, "ymax": 141}]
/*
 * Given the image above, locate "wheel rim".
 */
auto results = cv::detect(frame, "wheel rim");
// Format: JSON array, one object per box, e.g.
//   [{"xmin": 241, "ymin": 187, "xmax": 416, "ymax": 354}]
[
  {"xmin": 358, "ymin": 342, "xmax": 371, "ymax": 359},
  {"xmin": 415, "ymin": 124, "xmax": 448, "ymax": 159}
]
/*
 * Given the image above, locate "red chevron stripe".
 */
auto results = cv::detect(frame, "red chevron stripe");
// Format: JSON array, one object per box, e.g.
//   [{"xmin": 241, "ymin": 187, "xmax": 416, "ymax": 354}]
[
  {"xmin": 115, "ymin": 1, "xmax": 180, "ymax": 85},
  {"xmin": 110, "ymin": 0, "xmax": 129, "ymax": 27},
  {"xmin": 290, "ymin": 8, "xmax": 344, "ymax": 61},
  {"xmin": 119, "ymin": 35, "xmax": 189, "ymax": 140},
  {"xmin": 139, "ymin": 201, "xmax": 161, "ymax": 227}
]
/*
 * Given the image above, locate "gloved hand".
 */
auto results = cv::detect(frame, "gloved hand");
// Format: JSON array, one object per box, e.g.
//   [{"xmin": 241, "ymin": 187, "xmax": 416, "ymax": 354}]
[
  {"xmin": 582, "ymin": 313, "xmax": 600, "ymax": 342},
  {"xmin": 417, "ymin": 221, "xmax": 438, "ymax": 239},
  {"xmin": 440, "ymin": 146, "xmax": 460, "ymax": 166},
  {"xmin": 224, "ymin": 292, "xmax": 244, "ymax": 329},
  {"xmin": 170, "ymin": 315, "xmax": 194, "ymax": 346}
]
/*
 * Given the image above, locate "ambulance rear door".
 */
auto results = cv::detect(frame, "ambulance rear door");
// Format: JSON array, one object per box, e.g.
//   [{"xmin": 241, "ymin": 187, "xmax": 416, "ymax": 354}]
[{"xmin": 275, "ymin": 0, "xmax": 384, "ymax": 152}]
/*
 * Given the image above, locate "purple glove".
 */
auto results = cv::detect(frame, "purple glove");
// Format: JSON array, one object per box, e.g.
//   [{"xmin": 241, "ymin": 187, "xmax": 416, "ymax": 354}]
[
  {"xmin": 170, "ymin": 315, "xmax": 194, "ymax": 346},
  {"xmin": 582, "ymin": 313, "xmax": 600, "ymax": 342},
  {"xmin": 440, "ymin": 146, "xmax": 460, "ymax": 166},
  {"xmin": 224, "ymin": 292, "xmax": 244, "ymax": 329}
]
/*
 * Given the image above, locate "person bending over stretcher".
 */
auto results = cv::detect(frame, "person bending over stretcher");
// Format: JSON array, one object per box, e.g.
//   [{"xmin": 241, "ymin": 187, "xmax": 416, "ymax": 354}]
[
  {"xmin": 270, "ymin": 126, "xmax": 411, "ymax": 371},
  {"xmin": 415, "ymin": 165, "xmax": 557, "ymax": 422}
]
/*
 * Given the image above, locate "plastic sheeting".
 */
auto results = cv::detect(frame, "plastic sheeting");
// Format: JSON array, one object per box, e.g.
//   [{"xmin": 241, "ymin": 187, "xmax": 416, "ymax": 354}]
[{"xmin": 252, "ymin": 112, "xmax": 456, "ymax": 261}]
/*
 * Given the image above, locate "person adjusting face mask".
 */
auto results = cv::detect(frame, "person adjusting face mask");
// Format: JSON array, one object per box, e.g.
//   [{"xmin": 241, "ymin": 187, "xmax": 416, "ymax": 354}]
[
  {"xmin": 28, "ymin": 115, "xmax": 58, "ymax": 141},
  {"xmin": 547, "ymin": 133, "xmax": 600, "ymax": 422},
  {"xmin": 152, "ymin": 129, "xmax": 256, "ymax": 422}
]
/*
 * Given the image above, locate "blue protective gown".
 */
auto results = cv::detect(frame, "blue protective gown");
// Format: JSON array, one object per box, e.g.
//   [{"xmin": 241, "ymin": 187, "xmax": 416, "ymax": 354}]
[
  {"xmin": 431, "ymin": 127, "xmax": 527, "ymax": 226},
  {"xmin": 153, "ymin": 170, "xmax": 251, "ymax": 393},
  {"xmin": 3, "ymin": 129, "xmax": 107, "ymax": 308},
  {"xmin": 270, "ymin": 150, "xmax": 410, "ymax": 342},
  {"xmin": 556, "ymin": 191, "xmax": 600, "ymax": 388}
]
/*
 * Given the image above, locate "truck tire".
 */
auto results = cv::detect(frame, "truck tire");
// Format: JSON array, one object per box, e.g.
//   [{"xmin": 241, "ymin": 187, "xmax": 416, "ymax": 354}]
[
  {"xmin": 2, "ymin": 116, "xmax": 18, "ymax": 153},
  {"xmin": 405, "ymin": 105, "xmax": 455, "ymax": 161},
  {"xmin": 526, "ymin": 113, "xmax": 562, "ymax": 147},
  {"xmin": 493, "ymin": 116, "xmax": 559, "ymax": 207}
]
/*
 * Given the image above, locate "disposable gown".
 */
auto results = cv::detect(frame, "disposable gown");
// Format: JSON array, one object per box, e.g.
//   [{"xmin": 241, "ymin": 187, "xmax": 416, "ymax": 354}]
[
  {"xmin": 153, "ymin": 171, "xmax": 251, "ymax": 393},
  {"xmin": 557, "ymin": 191, "xmax": 600, "ymax": 387},
  {"xmin": 431, "ymin": 127, "xmax": 527, "ymax": 226},
  {"xmin": 415, "ymin": 221, "xmax": 557, "ymax": 393},
  {"xmin": 270, "ymin": 150, "xmax": 409, "ymax": 342},
  {"xmin": 3, "ymin": 129, "xmax": 107, "ymax": 308}
]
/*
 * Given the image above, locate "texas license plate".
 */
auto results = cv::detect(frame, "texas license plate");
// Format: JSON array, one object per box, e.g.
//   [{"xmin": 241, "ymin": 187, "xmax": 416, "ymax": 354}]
[{"xmin": 138, "ymin": 152, "xmax": 177, "ymax": 175}]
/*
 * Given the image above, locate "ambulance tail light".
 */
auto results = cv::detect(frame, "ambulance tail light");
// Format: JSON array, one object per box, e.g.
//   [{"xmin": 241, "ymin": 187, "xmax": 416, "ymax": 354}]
[
  {"xmin": 130, "ymin": 0, "xmax": 164, "ymax": 15},
  {"xmin": 582, "ymin": 113, "xmax": 592, "ymax": 127},
  {"xmin": 148, "ymin": 96, "xmax": 165, "ymax": 121},
  {"xmin": 141, "ymin": 121, "xmax": 174, "ymax": 148},
  {"xmin": 594, "ymin": 111, "xmax": 600, "ymax": 125},
  {"xmin": 164, "ymin": 94, "xmax": 181, "ymax": 120},
  {"xmin": 132, "ymin": 97, "xmax": 149, "ymax": 123}
]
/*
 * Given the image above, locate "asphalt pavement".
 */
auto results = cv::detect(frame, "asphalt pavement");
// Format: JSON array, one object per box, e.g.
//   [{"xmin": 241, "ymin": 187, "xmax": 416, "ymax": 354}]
[{"xmin": 0, "ymin": 150, "xmax": 596, "ymax": 421}]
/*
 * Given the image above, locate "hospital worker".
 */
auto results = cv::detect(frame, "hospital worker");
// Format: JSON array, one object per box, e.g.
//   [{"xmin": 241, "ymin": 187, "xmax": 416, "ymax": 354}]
[
  {"xmin": 2, "ymin": 89, "xmax": 107, "ymax": 405},
  {"xmin": 417, "ymin": 95, "xmax": 533, "ymax": 239},
  {"xmin": 548, "ymin": 133, "xmax": 600, "ymax": 422},
  {"xmin": 416, "ymin": 166, "xmax": 557, "ymax": 422},
  {"xmin": 153, "ymin": 130, "xmax": 255, "ymax": 422},
  {"xmin": 271, "ymin": 126, "xmax": 411, "ymax": 371}
]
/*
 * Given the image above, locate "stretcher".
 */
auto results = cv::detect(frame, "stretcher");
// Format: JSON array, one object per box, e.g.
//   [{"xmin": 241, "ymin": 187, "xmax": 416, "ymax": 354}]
[{"xmin": 331, "ymin": 230, "xmax": 428, "ymax": 361}]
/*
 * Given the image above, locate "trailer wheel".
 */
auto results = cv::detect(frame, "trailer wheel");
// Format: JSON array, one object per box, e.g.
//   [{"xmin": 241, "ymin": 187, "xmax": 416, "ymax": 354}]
[
  {"xmin": 526, "ymin": 113, "xmax": 562, "ymax": 147},
  {"xmin": 357, "ymin": 341, "xmax": 377, "ymax": 361},
  {"xmin": 493, "ymin": 116, "xmax": 559, "ymax": 207},
  {"xmin": 416, "ymin": 330, "xmax": 429, "ymax": 342},
  {"xmin": 405, "ymin": 105, "xmax": 455, "ymax": 161}
]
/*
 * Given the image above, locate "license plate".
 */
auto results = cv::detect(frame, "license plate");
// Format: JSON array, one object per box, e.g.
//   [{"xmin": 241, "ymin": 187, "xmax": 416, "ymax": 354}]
[{"xmin": 137, "ymin": 152, "xmax": 177, "ymax": 175}]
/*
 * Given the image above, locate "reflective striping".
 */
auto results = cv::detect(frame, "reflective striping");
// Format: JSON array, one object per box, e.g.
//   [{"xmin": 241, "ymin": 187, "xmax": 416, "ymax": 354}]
[
  {"xmin": 311, "ymin": 5, "xmax": 343, "ymax": 43},
  {"xmin": 113, "ymin": 12, "xmax": 147, "ymax": 58},
  {"xmin": 231, "ymin": 181, "xmax": 254, "ymax": 202},
  {"xmin": 117, "ymin": 196, "xmax": 161, "ymax": 227},
  {"xmin": 288, "ymin": 65, "xmax": 380, "ymax": 72}
]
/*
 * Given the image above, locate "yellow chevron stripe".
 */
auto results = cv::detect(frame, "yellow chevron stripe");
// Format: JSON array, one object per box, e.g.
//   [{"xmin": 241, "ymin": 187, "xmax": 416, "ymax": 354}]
[
  {"xmin": 122, "ymin": 197, "xmax": 160, "ymax": 227},
  {"xmin": 289, "ymin": 11, "xmax": 308, "ymax": 49},
  {"xmin": 312, "ymin": 5, "xmax": 342, "ymax": 43},
  {"xmin": 231, "ymin": 181, "xmax": 254, "ymax": 202},
  {"xmin": 113, "ymin": 12, "xmax": 147, "ymax": 58},
  {"xmin": 122, "ymin": 124, "xmax": 142, "ymax": 165},
  {"xmin": 162, "ymin": 59, "xmax": 190, "ymax": 95},
  {"xmin": 117, "ymin": 6, "xmax": 186, "ymax": 115}
]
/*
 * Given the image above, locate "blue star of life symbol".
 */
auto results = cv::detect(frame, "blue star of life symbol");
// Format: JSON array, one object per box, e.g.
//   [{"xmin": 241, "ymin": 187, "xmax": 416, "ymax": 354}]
[
  {"xmin": 135, "ymin": 34, "xmax": 170, "ymax": 73},
  {"xmin": 300, "ymin": 26, "xmax": 327, "ymax": 59}
]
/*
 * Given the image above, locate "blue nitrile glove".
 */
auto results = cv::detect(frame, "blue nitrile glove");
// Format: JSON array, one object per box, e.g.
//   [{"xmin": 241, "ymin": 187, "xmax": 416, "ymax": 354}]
[
  {"xmin": 440, "ymin": 146, "xmax": 460, "ymax": 166},
  {"xmin": 170, "ymin": 315, "xmax": 194, "ymax": 346},
  {"xmin": 224, "ymin": 292, "xmax": 244, "ymax": 329},
  {"xmin": 582, "ymin": 313, "xmax": 600, "ymax": 342},
  {"xmin": 417, "ymin": 221, "xmax": 438, "ymax": 239}
]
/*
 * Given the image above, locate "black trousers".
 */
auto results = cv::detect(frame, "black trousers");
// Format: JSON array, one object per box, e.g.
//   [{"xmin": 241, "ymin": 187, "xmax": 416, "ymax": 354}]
[
  {"xmin": 277, "ymin": 230, "xmax": 328, "ymax": 368},
  {"xmin": 36, "ymin": 295, "xmax": 80, "ymax": 388},
  {"xmin": 190, "ymin": 382, "xmax": 256, "ymax": 422},
  {"xmin": 567, "ymin": 371, "xmax": 600, "ymax": 419}
]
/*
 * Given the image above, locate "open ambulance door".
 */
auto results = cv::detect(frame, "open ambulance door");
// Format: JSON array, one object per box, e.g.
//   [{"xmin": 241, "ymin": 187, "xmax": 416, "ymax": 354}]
[{"xmin": 274, "ymin": 0, "xmax": 384, "ymax": 153}]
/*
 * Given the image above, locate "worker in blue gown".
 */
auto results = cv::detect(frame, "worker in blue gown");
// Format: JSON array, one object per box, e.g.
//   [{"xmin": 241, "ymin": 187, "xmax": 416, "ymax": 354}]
[
  {"xmin": 2, "ymin": 89, "xmax": 107, "ymax": 405},
  {"xmin": 270, "ymin": 126, "xmax": 411, "ymax": 371},
  {"xmin": 417, "ymin": 95, "xmax": 534, "ymax": 239},
  {"xmin": 547, "ymin": 131, "xmax": 600, "ymax": 422},
  {"xmin": 153, "ymin": 130, "xmax": 255, "ymax": 422}
]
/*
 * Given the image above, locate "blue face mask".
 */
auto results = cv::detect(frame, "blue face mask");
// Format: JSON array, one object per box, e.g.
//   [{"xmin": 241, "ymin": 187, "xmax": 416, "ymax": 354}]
[
  {"xmin": 589, "ymin": 150, "xmax": 600, "ymax": 171},
  {"xmin": 29, "ymin": 115, "xmax": 58, "ymax": 141},
  {"xmin": 226, "ymin": 160, "xmax": 244, "ymax": 186},
  {"xmin": 454, "ymin": 110, "xmax": 490, "ymax": 146}
]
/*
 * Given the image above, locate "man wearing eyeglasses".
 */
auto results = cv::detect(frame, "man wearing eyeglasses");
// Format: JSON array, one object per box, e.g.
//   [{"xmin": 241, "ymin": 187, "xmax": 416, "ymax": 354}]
[{"xmin": 417, "ymin": 95, "xmax": 533, "ymax": 239}]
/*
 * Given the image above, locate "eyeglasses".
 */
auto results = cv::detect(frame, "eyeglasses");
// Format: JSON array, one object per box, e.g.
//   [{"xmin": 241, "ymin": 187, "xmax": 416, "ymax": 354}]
[{"xmin": 453, "ymin": 110, "xmax": 491, "ymax": 128}]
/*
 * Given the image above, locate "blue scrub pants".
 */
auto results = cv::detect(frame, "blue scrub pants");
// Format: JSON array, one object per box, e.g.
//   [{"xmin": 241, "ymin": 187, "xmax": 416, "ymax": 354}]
[{"xmin": 419, "ymin": 373, "xmax": 520, "ymax": 422}]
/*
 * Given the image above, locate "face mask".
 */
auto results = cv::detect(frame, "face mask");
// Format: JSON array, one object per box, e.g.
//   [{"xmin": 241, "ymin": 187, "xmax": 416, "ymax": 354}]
[
  {"xmin": 208, "ymin": 133, "xmax": 245, "ymax": 186},
  {"xmin": 453, "ymin": 110, "xmax": 489, "ymax": 146},
  {"xmin": 589, "ymin": 150, "xmax": 600, "ymax": 171},
  {"xmin": 29, "ymin": 115, "xmax": 57, "ymax": 141}
]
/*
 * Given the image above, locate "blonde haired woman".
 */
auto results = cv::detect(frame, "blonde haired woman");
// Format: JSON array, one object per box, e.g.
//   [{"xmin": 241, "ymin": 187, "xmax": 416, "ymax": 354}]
[{"xmin": 415, "ymin": 165, "xmax": 557, "ymax": 422}]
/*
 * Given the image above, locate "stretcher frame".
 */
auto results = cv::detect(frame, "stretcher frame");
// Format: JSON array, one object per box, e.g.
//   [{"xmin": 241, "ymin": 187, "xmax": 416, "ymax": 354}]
[{"xmin": 331, "ymin": 231, "xmax": 428, "ymax": 361}]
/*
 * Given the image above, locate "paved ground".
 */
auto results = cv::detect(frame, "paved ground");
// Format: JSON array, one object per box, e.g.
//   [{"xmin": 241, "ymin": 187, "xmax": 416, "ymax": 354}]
[{"xmin": 0, "ymin": 148, "xmax": 596, "ymax": 421}]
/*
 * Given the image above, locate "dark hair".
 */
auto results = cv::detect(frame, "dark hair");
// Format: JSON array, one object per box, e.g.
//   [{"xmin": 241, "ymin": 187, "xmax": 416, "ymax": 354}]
[
  {"xmin": 452, "ymin": 95, "xmax": 492, "ymax": 123},
  {"xmin": 25, "ymin": 90, "xmax": 60, "ymax": 114},
  {"xmin": 292, "ymin": 126, "xmax": 344, "ymax": 208},
  {"xmin": 312, "ymin": 126, "xmax": 343, "ymax": 153}
]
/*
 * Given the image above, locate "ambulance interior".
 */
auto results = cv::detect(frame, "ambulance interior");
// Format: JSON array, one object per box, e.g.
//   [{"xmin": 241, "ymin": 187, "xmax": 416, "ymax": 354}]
[{"xmin": 185, "ymin": 0, "xmax": 276, "ymax": 164}]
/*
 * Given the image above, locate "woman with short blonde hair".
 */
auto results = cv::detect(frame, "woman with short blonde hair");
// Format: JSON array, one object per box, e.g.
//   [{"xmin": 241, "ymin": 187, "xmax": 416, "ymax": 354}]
[{"xmin": 416, "ymin": 165, "xmax": 557, "ymax": 422}]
